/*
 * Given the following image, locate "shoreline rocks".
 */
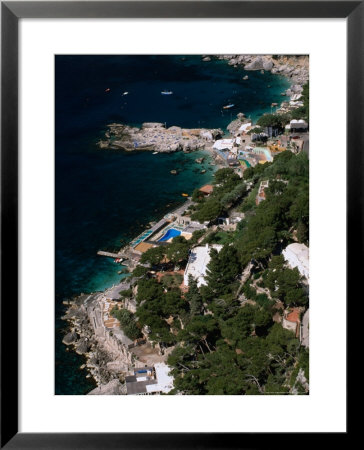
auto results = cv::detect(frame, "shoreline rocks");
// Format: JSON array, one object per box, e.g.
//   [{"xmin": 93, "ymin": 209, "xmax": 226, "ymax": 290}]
[
  {"xmin": 88, "ymin": 379, "xmax": 126, "ymax": 395},
  {"xmin": 62, "ymin": 331, "xmax": 78, "ymax": 346},
  {"xmin": 61, "ymin": 292, "xmax": 129, "ymax": 392},
  {"xmin": 207, "ymin": 54, "xmax": 309, "ymax": 87}
]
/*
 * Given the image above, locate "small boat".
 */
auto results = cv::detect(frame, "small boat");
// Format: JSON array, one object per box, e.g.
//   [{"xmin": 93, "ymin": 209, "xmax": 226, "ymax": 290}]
[
  {"xmin": 200, "ymin": 169, "xmax": 206, "ymax": 174},
  {"xmin": 243, "ymin": 75, "xmax": 249, "ymax": 80},
  {"xmin": 152, "ymin": 151, "xmax": 158, "ymax": 155},
  {"xmin": 105, "ymin": 88, "xmax": 111, "ymax": 93},
  {"xmin": 122, "ymin": 91, "xmax": 128, "ymax": 96},
  {"xmin": 182, "ymin": 193, "xmax": 189, "ymax": 197},
  {"xmin": 161, "ymin": 90, "xmax": 173, "ymax": 95},
  {"xmin": 223, "ymin": 104, "xmax": 234, "ymax": 109},
  {"xmin": 170, "ymin": 169, "xmax": 178, "ymax": 175}
]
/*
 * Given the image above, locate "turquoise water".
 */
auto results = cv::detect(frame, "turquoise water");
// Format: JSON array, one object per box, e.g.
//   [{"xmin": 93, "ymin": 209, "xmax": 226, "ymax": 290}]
[
  {"xmin": 158, "ymin": 228, "xmax": 182, "ymax": 242},
  {"xmin": 55, "ymin": 55, "xmax": 289, "ymax": 394}
]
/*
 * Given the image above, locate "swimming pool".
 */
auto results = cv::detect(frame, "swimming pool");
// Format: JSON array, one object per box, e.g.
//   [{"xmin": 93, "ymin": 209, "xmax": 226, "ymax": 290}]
[{"xmin": 158, "ymin": 228, "xmax": 181, "ymax": 242}]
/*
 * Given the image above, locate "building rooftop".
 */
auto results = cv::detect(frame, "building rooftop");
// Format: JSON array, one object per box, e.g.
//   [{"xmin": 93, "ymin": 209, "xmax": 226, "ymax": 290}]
[
  {"xmin": 286, "ymin": 308, "xmax": 301, "ymax": 323},
  {"xmin": 282, "ymin": 243, "xmax": 309, "ymax": 281},
  {"xmin": 213, "ymin": 139, "xmax": 234, "ymax": 151},
  {"xmin": 125, "ymin": 363, "xmax": 174, "ymax": 395},
  {"xmin": 126, "ymin": 379, "xmax": 158, "ymax": 395},
  {"xmin": 184, "ymin": 244, "xmax": 223, "ymax": 287},
  {"xmin": 238, "ymin": 122, "xmax": 252, "ymax": 133},
  {"xmin": 147, "ymin": 363, "xmax": 174, "ymax": 394},
  {"xmin": 199, "ymin": 184, "xmax": 214, "ymax": 195}
]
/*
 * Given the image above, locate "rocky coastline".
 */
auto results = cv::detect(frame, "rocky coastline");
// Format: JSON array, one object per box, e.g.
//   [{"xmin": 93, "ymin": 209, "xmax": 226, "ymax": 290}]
[
  {"xmin": 62, "ymin": 286, "xmax": 132, "ymax": 394},
  {"xmin": 209, "ymin": 54, "xmax": 309, "ymax": 87},
  {"xmin": 98, "ymin": 122, "xmax": 223, "ymax": 152},
  {"xmin": 61, "ymin": 277, "xmax": 170, "ymax": 394},
  {"xmin": 61, "ymin": 55, "xmax": 309, "ymax": 394}
]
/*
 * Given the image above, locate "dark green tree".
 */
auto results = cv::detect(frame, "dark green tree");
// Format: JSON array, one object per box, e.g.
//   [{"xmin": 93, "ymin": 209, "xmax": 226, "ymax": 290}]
[
  {"xmin": 140, "ymin": 246, "xmax": 166, "ymax": 266},
  {"xmin": 186, "ymin": 275, "xmax": 203, "ymax": 316},
  {"xmin": 204, "ymin": 245, "xmax": 241, "ymax": 298}
]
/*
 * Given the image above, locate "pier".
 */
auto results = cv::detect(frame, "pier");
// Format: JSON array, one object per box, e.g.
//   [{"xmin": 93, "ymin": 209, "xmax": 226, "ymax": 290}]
[{"xmin": 97, "ymin": 250, "xmax": 125, "ymax": 259}]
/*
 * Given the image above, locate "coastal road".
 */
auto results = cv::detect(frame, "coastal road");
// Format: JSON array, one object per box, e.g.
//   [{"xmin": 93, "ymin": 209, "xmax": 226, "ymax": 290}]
[
  {"xmin": 301, "ymin": 309, "xmax": 309, "ymax": 348},
  {"xmin": 300, "ymin": 133, "xmax": 309, "ymax": 155}
]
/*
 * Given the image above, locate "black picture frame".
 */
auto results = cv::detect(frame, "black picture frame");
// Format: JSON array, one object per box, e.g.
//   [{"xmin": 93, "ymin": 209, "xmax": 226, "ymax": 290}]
[{"xmin": 1, "ymin": 1, "xmax": 356, "ymax": 448}]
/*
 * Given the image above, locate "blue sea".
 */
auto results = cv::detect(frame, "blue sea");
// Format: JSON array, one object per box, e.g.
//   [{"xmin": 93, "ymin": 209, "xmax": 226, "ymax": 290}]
[{"xmin": 55, "ymin": 55, "xmax": 289, "ymax": 394}]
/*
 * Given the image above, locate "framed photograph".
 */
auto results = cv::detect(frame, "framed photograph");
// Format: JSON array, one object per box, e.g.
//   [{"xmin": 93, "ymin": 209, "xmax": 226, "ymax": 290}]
[{"xmin": 1, "ymin": 0, "xmax": 355, "ymax": 447}]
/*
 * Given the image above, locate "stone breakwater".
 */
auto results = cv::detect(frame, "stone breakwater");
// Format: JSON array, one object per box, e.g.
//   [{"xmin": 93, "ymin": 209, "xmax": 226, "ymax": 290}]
[{"xmin": 98, "ymin": 122, "xmax": 223, "ymax": 152}]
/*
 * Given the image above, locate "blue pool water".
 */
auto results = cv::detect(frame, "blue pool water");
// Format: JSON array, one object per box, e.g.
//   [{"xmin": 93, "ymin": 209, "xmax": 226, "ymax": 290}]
[{"xmin": 158, "ymin": 228, "xmax": 181, "ymax": 242}]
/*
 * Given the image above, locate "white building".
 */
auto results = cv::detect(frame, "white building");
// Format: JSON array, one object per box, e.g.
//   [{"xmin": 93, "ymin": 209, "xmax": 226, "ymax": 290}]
[
  {"xmin": 125, "ymin": 363, "xmax": 174, "ymax": 395},
  {"xmin": 146, "ymin": 363, "xmax": 174, "ymax": 394},
  {"xmin": 287, "ymin": 119, "xmax": 308, "ymax": 132},
  {"xmin": 184, "ymin": 244, "xmax": 223, "ymax": 287},
  {"xmin": 282, "ymin": 243, "xmax": 309, "ymax": 282},
  {"xmin": 213, "ymin": 139, "xmax": 234, "ymax": 151},
  {"xmin": 238, "ymin": 122, "xmax": 252, "ymax": 134},
  {"xmin": 289, "ymin": 100, "xmax": 304, "ymax": 107}
]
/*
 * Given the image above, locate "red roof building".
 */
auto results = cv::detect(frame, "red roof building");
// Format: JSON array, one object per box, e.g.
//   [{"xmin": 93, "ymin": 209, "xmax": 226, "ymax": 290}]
[
  {"xmin": 199, "ymin": 184, "xmax": 214, "ymax": 196},
  {"xmin": 282, "ymin": 307, "xmax": 301, "ymax": 337}
]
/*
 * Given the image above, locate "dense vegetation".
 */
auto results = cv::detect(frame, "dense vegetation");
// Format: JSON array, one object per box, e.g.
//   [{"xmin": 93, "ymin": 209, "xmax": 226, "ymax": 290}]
[
  {"xmin": 111, "ymin": 307, "xmax": 141, "ymax": 340},
  {"xmin": 116, "ymin": 149, "xmax": 309, "ymax": 394},
  {"xmin": 190, "ymin": 168, "xmax": 247, "ymax": 223}
]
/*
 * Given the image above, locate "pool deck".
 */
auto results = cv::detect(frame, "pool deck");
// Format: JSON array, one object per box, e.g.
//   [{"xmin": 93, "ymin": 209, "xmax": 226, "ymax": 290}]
[
  {"xmin": 98, "ymin": 197, "xmax": 195, "ymax": 262},
  {"xmin": 130, "ymin": 217, "xmax": 168, "ymax": 247}
]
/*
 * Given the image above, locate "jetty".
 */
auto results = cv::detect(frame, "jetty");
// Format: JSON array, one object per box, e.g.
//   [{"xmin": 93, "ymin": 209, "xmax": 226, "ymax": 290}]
[{"xmin": 97, "ymin": 250, "xmax": 125, "ymax": 259}]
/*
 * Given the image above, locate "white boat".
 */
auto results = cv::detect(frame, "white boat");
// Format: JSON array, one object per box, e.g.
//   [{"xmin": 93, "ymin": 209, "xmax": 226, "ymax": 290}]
[
  {"xmin": 161, "ymin": 90, "xmax": 173, "ymax": 95},
  {"xmin": 122, "ymin": 91, "xmax": 129, "ymax": 96},
  {"xmin": 152, "ymin": 151, "xmax": 158, "ymax": 154},
  {"xmin": 223, "ymin": 103, "xmax": 234, "ymax": 109}
]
